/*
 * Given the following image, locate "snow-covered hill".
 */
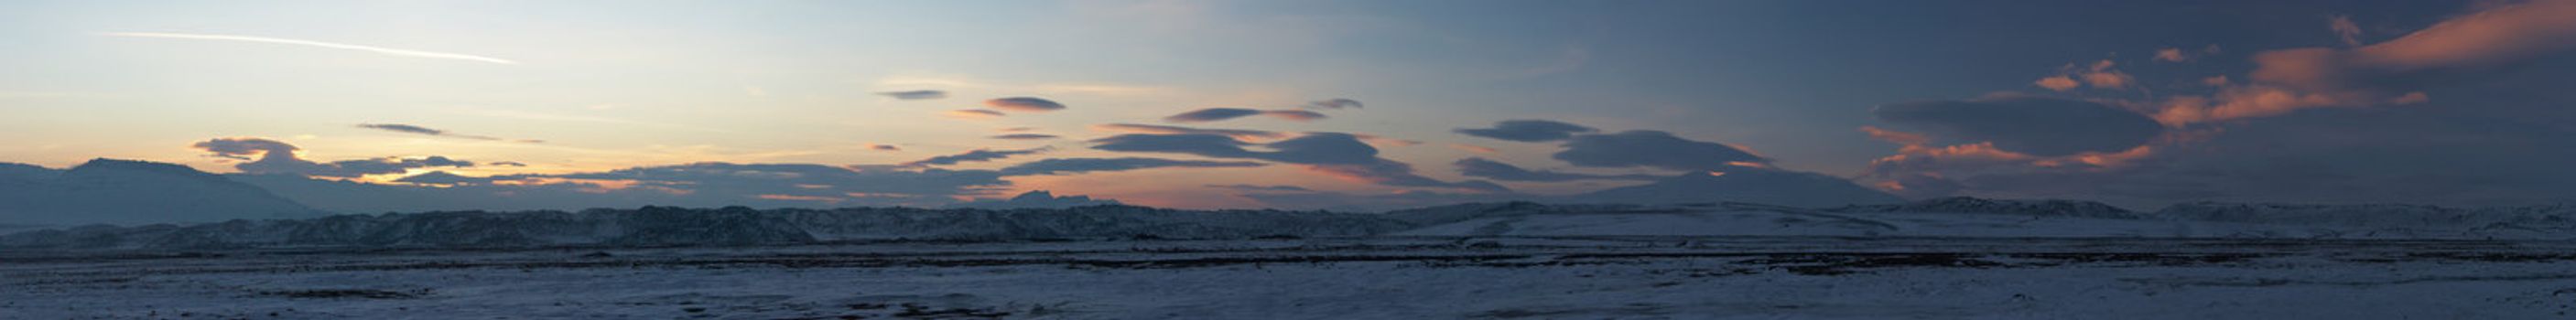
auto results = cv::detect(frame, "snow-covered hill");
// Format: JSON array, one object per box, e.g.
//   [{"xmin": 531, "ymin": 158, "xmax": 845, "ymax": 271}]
[
  {"xmin": 0, "ymin": 205, "xmax": 1407, "ymax": 250},
  {"xmin": 12, "ymin": 196, "xmax": 2576, "ymax": 251},
  {"xmin": 1394, "ymin": 198, "xmax": 2576, "ymax": 240}
]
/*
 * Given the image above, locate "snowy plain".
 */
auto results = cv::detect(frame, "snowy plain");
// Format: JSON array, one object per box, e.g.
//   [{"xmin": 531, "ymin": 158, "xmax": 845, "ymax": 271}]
[
  {"xmin": 10, "ymin": 238, "xmax": 2576, "ymax": 319},
  {"xmin": 10, "ymin": 198, "xmax": 2576, "ymax": 319}
]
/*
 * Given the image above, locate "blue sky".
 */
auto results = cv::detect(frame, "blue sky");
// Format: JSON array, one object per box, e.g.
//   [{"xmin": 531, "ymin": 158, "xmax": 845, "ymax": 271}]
[{"xmin": 3, "ymin": 0, "xmax": 2571, "ymax": 210}]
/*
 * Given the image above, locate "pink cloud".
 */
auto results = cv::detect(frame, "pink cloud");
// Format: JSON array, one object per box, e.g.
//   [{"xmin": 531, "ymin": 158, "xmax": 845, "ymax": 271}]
[
  {"xmin": 2155, "ymin": 48, "xmax": 2190, "ymax": 62},
  {"xmin": 2329, "ymin": 15, "xmax": 2363, "ymax": 47},
  {"xmin": 2151, "ymin": 0, "xmax": 2576, "ymax": 125},
  {"xmin": 2033, "ymin": 76, "xmax": 2081, "ymax": 91}
]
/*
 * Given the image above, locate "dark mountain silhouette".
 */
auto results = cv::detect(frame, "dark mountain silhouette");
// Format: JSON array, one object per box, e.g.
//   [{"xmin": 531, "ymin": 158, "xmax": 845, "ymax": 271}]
[
  {"xmin": 0, "ymin": 159, "xmax": 325, "ymax": 226},
  {"xmin": 1564, "ymin": 169, "xmax": 1905, "ymax": 208}
]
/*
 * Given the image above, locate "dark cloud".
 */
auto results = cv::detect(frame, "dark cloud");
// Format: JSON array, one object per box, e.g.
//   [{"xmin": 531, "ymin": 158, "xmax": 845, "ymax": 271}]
[
  {"xmin": 998, "ymin": 157, "xmax": 1264, "ymax": 176},
  {"xmin": 1164, "ymin": 108, "xmax": 1261, "ymax": 123},
  {"xmin": 877, "ymin": 90, "xmax": 947, "ymax": 100},
  {"xmin": 1553, "ymin": 130, "xmax": 1768, "ymax": 172},
  {"xmin": 1312, "ymin": 160, "xmax": 1510, "ymax": 192},
  {"xmin": 259, "ymin": 156, "xmax": 480, "ymax": 178},
  {"xmin": 1873, "ymin": 96, "xmax": 2162, "ymax": 156},
  {"xmin": 1231, "ymin": 166, "xmax": 1905, "ymax": 210},
  {"xmin": 355, "ymin": 123, "xmax": 518, "ymax": 142},
  {"xmin": 990, "ymin": 133, "xmax": 1061, "ymax": 140},
  {"xmin": 1251, "ymin": 133, "xmax": 1388, "ymax": 165},
  {"xmin": 1455, "ymin": 120, "xmax": 1597, "ymax": 143},
  {"xmin": 1092, "ymin": 123, "xmax": 1284, "ymax": 141},
  {"xmin": 395, "ymin": 155, "xmax": 473, "ymax": 167},
  {"xmin": 903, "ymin": 146, "xmax": 1053, "ymax": 166},
  {"xmin": 1090, "ymin": 133, "xmax": 1507, "ymax": 192},
  {"xmin": 864, "ymin": 144, "xmax": 901, "ymax": 152},
  {"xmin": 947, "ymin": 110, "xmax": 1007, "ymax": 119},
  {"xmin": 1454, "ymin": 157, "xmax": 1658, "ymax": 182},
  {"xmin": 192, "ymin": 137, "xmax": 298, "ymax": 160},
  {"xmin": 191, "ymin": 137, "xmax": 483, "ymax": 177},
  {"xmin": 1203, "ymin": 184, "xmax": 1313, "ymax": 192},
  {"xmin": 356, "ymin": 123, "xmax": 446, "ymax": 135},
  {"xmin": 984, "ymin": 97, "xmax": 1066, "ymax": 112},
  {"xmin": 489, "ymin": 161, "xmax": 528, "ymax": 166},
  {"xmin": 1090, "ymin": 133, "xmax": 1257, "ymax": 158},
  {"xmin": 1162, "ymin": 108, "xmax": 1328, "ymax": 123},
  {"xmin": 1304, "ymin": 98, "xmax": 1363, "ymax": 110},
  {"xmin": 543, "ymin": 162, "xmax": 1007, "ymax": 198},
  {"xmin": 1263, "ymin": 110, "xmax": 1326, "ymax": 121},
  {"xmin": 1231, "ymin": 189, "xmax": 1517, "ymax": 211}
]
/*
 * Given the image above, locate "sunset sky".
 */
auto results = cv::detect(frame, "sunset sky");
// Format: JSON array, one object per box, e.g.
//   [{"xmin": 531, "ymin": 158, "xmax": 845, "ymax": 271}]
[{"xmin": 4, "ymin": 0, "xmax": 2573, "ymax": 210}]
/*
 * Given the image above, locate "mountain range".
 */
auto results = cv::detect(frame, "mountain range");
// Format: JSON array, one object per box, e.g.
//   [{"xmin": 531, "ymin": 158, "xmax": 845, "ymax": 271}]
[
  {"xmin": 0, "ymin": 159, "xmax": 323, "ymax": 226},
  {"xmin": 0, "ymin": 159, "xmax": 1921, "ymax": 226}
]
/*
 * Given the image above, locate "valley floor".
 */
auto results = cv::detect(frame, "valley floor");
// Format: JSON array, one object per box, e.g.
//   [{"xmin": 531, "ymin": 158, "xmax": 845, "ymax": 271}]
[{"xmin": 7, "ymin": 237, "xmax": 2576, "ymax": 319}]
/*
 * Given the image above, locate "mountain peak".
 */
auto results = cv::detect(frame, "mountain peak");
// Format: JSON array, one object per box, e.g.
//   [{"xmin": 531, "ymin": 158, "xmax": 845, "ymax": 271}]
[
  {"xmin": 64, "ymin": 158, "xmax": 227, "ymax": 182},
  {"xmin": 950, "ymin": 190, "xmax": 1120, "ymax": 209},
  {"xmin": 1010, "ymin": 190, "xmax": 1058, "ymax": 201}
]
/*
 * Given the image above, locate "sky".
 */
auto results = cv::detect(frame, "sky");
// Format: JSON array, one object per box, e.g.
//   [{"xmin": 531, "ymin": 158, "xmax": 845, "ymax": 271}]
[{"xmin": 3, "ymin": 0, "xmax": 2573, "ymax": 211}]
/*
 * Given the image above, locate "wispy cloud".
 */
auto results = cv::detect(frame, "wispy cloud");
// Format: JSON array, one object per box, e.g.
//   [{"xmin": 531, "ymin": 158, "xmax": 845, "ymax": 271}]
[
  {"xmin": 355, "ymin": 123, "xmax": 540, "ymax": 143},
  {"xmin": 102, "ymin": 32, "xmax": 518, "ymax": 65}
]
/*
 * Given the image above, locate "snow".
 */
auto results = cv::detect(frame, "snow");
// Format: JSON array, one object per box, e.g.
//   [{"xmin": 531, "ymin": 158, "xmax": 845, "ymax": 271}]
[
  {"xmin": 7, "ymin": 238, "xmax": 2575, "ymax": 319},
  {"xmin": 10, "ymin": 197, "xmax": 2576, "ymax": 318},
  {"xmin": 1391, "ymin": 201, "xmax": 2576, "ymax": 240}
]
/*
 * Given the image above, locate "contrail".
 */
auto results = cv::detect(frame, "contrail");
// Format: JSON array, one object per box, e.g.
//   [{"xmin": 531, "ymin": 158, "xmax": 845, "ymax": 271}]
[{"xmin": 101, "ymin": 32, "xmax": 518, "ymax": 65}]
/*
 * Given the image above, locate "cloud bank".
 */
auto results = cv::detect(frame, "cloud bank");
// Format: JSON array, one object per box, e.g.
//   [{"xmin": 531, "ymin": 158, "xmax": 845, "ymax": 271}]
[{"xmin": 1456, "ymin": 120, "xmax": 1598, "ymax": 143}]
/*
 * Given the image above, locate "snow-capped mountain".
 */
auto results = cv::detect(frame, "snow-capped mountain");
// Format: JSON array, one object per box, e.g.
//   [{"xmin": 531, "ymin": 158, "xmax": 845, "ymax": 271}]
[
  {"xmin": 0, "ymin": 159, "xmax": 323, "ymax": 226},
  {"xmin": 1830, "ymin": 197, "xmax": 2149, "ymax": 219}
]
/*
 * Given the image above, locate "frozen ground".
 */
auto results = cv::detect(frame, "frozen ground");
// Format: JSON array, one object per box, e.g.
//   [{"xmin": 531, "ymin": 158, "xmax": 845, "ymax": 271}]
[{"xmin": 10, "ymin": 237, "xmax": 2576, "ymax": 319}]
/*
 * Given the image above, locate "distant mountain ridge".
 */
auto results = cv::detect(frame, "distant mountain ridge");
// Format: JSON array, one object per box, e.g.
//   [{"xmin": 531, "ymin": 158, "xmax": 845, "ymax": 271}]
[
  {"xmin": 16, "ymin": 196, "xmax": 2576, "ymax": 251},
  {"xmin": 0, "ymin": 205, "xmax": 1406, "ymax": 250},
  {"xmin": 0, "ymin": 159, "xmax": 323, "ymax": 226},
  {"xmin": 1562, "ymin": 170, "xmax": 1907, "ymax": 208},
  {"xmin": 8, "ymin": 159, "xmax": 2576, "ymax": 249},
  {"xmin": 945, "ymin": 190, "xmax": 1122, "ymax": 209},
  {"xmin": 1829, "ymin": 197, "xmax": 2150, "ymax": 219}
]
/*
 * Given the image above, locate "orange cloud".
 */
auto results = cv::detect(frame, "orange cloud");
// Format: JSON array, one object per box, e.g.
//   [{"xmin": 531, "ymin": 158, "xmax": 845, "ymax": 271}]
[
  {"xmin": 2081, "ymin": 70, "xmax": 2134, "ymax": 89},
  {"xmin": 2151, "ymin": 0, "xmax": 2576, "ymax": 126},
  {"xmin": 2155, "ymin": 48, "xmax": 2189, "ymax": 62},
  {"xmin": 1858, "ymin": 126, "xmax": 1930, "ymax": 145},
  {"xmin": 2034, "ymin": 76, "xmax": 2081, "ymax": 91}
]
